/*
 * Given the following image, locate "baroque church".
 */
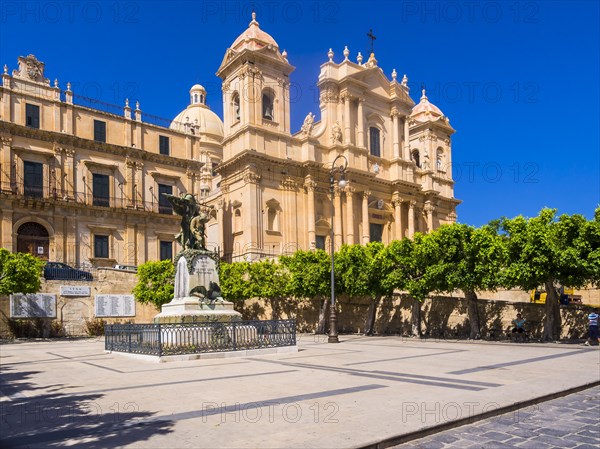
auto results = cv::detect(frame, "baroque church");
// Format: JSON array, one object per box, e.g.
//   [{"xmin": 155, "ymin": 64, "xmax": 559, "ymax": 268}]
[{"xmin": 0, "ymin": 13, "xmax": 459, "ymax": 267}]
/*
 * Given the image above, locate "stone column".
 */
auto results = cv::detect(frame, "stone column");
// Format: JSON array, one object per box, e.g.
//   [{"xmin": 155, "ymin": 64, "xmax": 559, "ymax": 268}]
[
  {"xmin": 343, "ymin": 94, "xmax": 352, "ymax": 145},
  {"xmin": 244, "ymin": 171, "xmax": 262, "ymax": 257},
  {"xmin": 357, "ymin": 98, "xmax": 365, "ymax": 148},
  {"xmin": 408, "ymin": 200, "xmax": 416, "ymax": 239},
  {"xmin": 403, "ymin": 118, "xmax": 410, "ymax": 160},
  {"xmin": 216, "ymin": 198, "xmax": 225, "ymax": 252},
  {"xmin": 345, "ymin": 186, "xmax": 355, "ymax": 245},
  {"xmin": 392, "ymin": 197, "xmax": 403, "ymax": 240},
  {"xmin": 392, "ymin": 111, "xmax": 400, "ymax": 159},
  {"xmin": 424, "ymin": 201, "xmax": 435, "ymax": 233},
  {"xmin": 1, "ymin": 136, "xmax": 13, "ymax": 190},
  {"xmin": 52, "ymin": 83, "xmax": 61, "ymax": 132},
  {"xmin": 305, "ymin": 179, "xmax": 316, "ymax": 249},
  {"xmin": 334, "ymin": 186, "xmax": 343, "ymax": 249},
  {"xmin": 64, "ymin": 148, "xmax": 75, "ymax": 199},
  {"xmin": 136, "ymin": 223, "xmax": 147, "ymax": 264},
  {"xmin": 0, "ymin": 207, "xmax": 13, "ymax": 252},
  {"xmin": 53, "ymin": 146, "xmax": 64, "ymax": 197},
  {"xmin": 362, "ymin": 190, "xmax": 370, "ymax": 244}
]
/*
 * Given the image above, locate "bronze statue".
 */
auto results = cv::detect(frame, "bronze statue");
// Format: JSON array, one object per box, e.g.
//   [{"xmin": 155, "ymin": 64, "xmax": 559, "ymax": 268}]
[{"xmin": 163, "ymin": 193, "xmax": 211, "ymax": 251}]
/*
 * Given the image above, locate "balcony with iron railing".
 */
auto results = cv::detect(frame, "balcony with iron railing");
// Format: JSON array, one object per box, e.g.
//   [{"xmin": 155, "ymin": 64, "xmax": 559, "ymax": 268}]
[{"xmin": 1, "ymin": 180, "xmax": 174, "ymax": 216}]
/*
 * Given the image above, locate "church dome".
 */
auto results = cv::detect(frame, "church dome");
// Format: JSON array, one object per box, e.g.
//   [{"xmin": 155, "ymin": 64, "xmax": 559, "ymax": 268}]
[
  {"xmin": 230, "ymin": 12, "xmax": 279, "ymax": 52},
  {"xmin": 411, "ymin": 88, "xmax": 445, "ymax": 120},
  {"xmin": 170, "ymin": 85, "xmax": 224, "ymax": 139}
]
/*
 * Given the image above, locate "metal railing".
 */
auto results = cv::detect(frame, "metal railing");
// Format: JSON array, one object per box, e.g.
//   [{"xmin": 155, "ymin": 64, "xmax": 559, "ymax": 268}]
[
  {"xmin": 0, "ymin": 180, "xmax": 175, "ymax": 216},
  {"xmin": 105, "ymin": 320, "xmax": 297, "ymax": 357}
]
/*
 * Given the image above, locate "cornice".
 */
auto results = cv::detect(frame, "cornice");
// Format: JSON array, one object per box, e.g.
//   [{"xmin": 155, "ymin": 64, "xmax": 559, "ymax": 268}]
[{"xmin": 0, "ymin": 121, "xmax": 203, "ymax": 170}]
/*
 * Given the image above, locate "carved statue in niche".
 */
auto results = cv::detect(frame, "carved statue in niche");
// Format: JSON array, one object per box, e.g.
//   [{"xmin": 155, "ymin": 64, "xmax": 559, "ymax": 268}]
[{"xmin": 331, "ymin": 121, "xmax": 342, "ymax": 144}]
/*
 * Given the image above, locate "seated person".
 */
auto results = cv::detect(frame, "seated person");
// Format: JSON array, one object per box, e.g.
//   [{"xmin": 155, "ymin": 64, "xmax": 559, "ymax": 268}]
[{"xmin": 511, "ymin": 313, "xmax": 526, "ymax": 334}]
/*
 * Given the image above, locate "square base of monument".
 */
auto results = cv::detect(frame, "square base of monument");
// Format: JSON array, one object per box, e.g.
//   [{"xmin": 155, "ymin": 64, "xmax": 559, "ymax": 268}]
[{"xmin": 153, "ymin": 297, "xmax": 242, "ymax": 324}]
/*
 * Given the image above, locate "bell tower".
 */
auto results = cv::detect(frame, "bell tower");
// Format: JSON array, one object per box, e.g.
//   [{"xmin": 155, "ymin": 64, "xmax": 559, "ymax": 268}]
[{"xmin": 216, "ymin": 12, "xmax": 295, "ymax": 161}]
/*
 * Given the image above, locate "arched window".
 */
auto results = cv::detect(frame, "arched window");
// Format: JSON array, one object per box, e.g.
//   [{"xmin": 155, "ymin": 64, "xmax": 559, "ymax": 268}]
[
  {"xmin": 266, "ymin": 200, "xmax": 281, "ymax": 232},
  {"xmin": 262, "ymin": 90, "xmax": 274, "ymax": 120},
  {"xmin": 369, "ymin": 127, "xmax": 381, "ymax": 157},
  {"xmin": 234, "ymin": 209, "xmax": 242, "ymax": 234},
  {"xmin": 194, "ymin": 94, "xmax": 198, "ymax": 104},
  {"xmin": 268, "ymin": 208, "xmax": 278, "ymax": 232},
  {"xmin": 412, "ymin": 149, "xmax": 421, "ymax": 168},
  {"xmin": 436, "ymin": 147, "xmax": 444, "ymax": 172},
  {"xmin": 232, "ymin": 92, "xmax": 240, "ymax": 122}
]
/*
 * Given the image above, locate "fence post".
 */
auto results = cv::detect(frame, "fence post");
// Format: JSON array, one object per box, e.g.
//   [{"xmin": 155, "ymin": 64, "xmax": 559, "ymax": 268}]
[
  {"xmin": 157, "ymin": 324, "xmax": 162, "ymax": 357},
  {"xmin": 232, "ymin": 321, "xmax": 237, "ymax": 352},
  {"xmin": 128, "ymin": 325, "xmax": 132, "ymax": 353}
]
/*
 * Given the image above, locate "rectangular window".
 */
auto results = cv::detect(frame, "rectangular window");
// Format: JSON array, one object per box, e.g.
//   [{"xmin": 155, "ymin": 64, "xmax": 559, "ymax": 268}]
[
  {"xmin": 159, "ymin": 135, "xmax": 170, "ymax": 156},
  {"xmin": 94, "ymin": 120, "xmax": 106, "ymax": 142},
  {"xmin": 369, "ymin": 223, "xmax": 383, "ymax": 243},
  {"xmin": 369, "ymin": 127, "xmax": 381, "ymax": 157},
  {"xmin": 94, "ymin": 235, "xmax": 109, "ymax": 258},
  {"xmin": 26, "ymin": 104, "xmax": 40, "ymax": 129},
  {"xmin": 316, "ymin": 235, "xmax": 326, "ymax": 250},
  {"xmin": 23, "ymin": 161, "xmax": 43, "ymax": 198},
  {"xmin": 158, "ymin": 184, "xmax": 173, "ymax": 214},
  {"xmin": 92, "ymin": 173, "xmax": 110, "ymax": 207},
  {"xmin": 159, "ymin": 240, "xmax": 173, "ymax": 261}
]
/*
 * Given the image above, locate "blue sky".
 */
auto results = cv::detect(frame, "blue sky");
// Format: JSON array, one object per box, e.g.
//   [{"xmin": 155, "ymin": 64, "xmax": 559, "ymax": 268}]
[{"xmin": 1, "ymin": 1, "xmax": 598, "ymax": 226}]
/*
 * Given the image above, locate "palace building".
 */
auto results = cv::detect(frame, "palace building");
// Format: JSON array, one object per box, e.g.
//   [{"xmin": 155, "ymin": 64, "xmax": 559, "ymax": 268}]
[{"xmin": 0, "ymin": 13, "xmax": 459, "ymax": 267}]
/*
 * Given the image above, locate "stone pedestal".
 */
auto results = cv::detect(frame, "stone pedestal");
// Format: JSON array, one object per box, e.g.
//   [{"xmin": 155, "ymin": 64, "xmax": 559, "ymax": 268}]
[{"xmin": 153, "ymin": 297, "xmax": 242, "ymax": 324}]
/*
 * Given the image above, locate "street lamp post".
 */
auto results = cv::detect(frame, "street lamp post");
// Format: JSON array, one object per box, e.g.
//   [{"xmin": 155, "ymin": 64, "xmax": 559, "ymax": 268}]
[{"xmin": 328, "ymin": 154, "xmax": 348, "ymax": 343}]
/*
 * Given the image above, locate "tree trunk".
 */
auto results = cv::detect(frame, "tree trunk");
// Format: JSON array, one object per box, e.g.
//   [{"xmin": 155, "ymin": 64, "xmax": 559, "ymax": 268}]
[
  {"xmin": 364, "ymin": 296, "xmax": 380, "ymax": 336},
  {"xmin": 316, "ymin": 297, "xmax": 329, "ymax": 334},
  {"xmin": 542, "ymin": 280, "xmax": 561, "ymax": 341},
  {"xmin": 411, "ymin": 298, "xmax": 422, "ymax": 338},
  {"xmin": 465, "ymin": 290, "xmax": 481, "ymax": 339},
  {"xmin": 270, "ymin": 298, "xmax": 280, "ymax": 320}
]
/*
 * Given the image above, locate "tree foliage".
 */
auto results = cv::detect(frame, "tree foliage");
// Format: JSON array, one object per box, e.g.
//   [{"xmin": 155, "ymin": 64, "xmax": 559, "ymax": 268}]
[
  {"xmin": 279, "ymin": 250, "xmax": 331, "ymax": 299},
  {"xmin": 0, "ymin": 249, "xmax": 44, "ymax": 295},
  {"xmin": 280, "ymin": 250, "xmax": 331, "ymax": 333},
  {"xmin": 426, "ymin": 224, "xmax": 507, "ymax": 338},
  {"xmin": 501, "ymin": 208, "xmax": 599, "ymax": 340},
  {"xmin": 219, "ymin": 262, "xmax": 252, "ymax": 302},
  {"xmin": 336, "ymin": 242, "xmax": 391, "ymax": 334},
  {"xmin": 132, "ymin": 260, "xmax": 175, "ymax": 308}
]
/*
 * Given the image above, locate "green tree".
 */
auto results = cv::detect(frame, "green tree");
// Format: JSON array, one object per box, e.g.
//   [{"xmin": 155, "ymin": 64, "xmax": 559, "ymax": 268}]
[
  {"xmin": 0, "ymin": 249, "xmax": 44, "ymax": 295},
  {"xmin": 501, "ymin": 208, "xmax": 600, "ymax": 341},
  {"xmin": 427, "ymin": 224, "xmax": 507, "ymax": 339},
  {"xmin": 382, "ymin": 234, "xmax": 437, "ymax": 337},
  {"xmin": 247, "ymin": 260, "xmax": 290, "ymax": 319},
  {"xmin": 280, "ymin": 250, "xmax": 331, "ymax": 333},
  {"xmin": 219, "ymin": 262, "xmax": 252, "ymax": 303},
  {"xmin": 132, "ymin": 260, "xmax": 175, "ymax": 308},
  {"xmin": 336, "ymin": 242, "xmax": 392, "ymax": 335}
]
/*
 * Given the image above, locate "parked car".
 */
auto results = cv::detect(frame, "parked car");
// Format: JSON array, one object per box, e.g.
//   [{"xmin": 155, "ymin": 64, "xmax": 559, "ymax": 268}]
[
  {"xmin": 113, "ymin": 264, "xmax": 137, "ymax": 272},
  {"xmin": 44, "ymin": 262, "xmax": 93, "ymax": 281}
]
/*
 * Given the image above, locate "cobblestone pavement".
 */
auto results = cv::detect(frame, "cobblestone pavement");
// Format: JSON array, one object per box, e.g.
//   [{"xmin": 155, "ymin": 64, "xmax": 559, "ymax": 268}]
[{"xmin": 396, "ymin": 386, "xmax": 600, "ymax": 449}]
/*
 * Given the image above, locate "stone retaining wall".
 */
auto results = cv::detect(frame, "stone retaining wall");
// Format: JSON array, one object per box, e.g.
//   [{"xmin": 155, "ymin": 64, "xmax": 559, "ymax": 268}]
[{"xmin": 0, "ymin": 269, "xmax": 158, "ymax": 338}]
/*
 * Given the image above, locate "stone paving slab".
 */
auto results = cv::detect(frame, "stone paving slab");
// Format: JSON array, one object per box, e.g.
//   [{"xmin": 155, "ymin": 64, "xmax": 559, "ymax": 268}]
[
  {"xmin": 0, "ymin": 335, "xmax": 598, "ymax": 448},
  {"xmin": 396, "ymin": 386, "xmax": 600, "ymax": 449}
]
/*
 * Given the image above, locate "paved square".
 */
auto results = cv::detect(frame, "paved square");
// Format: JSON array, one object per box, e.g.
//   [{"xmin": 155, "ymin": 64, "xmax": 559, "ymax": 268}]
[{"xmin": 1, "ymin": 336, "xmax": 598, "ymax": 448}]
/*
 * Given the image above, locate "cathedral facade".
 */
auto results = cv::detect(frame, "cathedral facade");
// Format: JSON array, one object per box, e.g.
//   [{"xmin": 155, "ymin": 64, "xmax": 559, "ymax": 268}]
[{"xmin": 0, "ymin": 14, "xmax": 459, "ymax": 267}]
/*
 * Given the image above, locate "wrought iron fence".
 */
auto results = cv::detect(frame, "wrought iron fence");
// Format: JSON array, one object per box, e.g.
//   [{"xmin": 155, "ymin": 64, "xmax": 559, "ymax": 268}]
[
  {"xmin": 0, "ymin": 180, "xmax": 174, "ymax": 216},
  {"xmin": 105, "ymin": 320, "xmax": 297, "ymax": 357}
]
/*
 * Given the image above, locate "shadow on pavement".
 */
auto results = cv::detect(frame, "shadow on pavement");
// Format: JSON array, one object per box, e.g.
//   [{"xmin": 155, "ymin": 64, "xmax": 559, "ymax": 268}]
[{"xmin": 0, "ymin": 367, "xmax": 174, "ymax": 449}]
